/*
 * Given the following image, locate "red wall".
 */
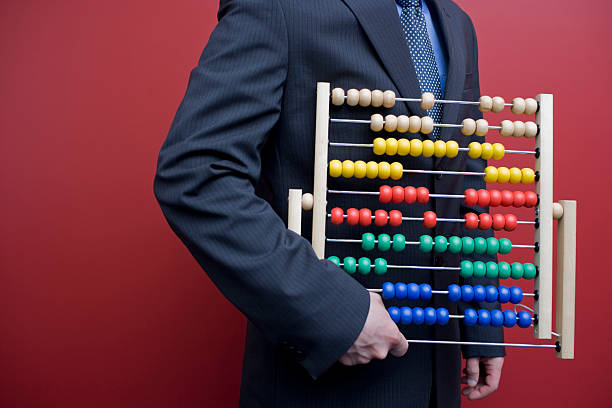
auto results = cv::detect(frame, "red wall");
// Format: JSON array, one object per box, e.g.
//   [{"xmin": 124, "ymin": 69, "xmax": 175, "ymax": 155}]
[{"xmin": 1, "ymin": 0, "xmax": 610, "ymax": 406}]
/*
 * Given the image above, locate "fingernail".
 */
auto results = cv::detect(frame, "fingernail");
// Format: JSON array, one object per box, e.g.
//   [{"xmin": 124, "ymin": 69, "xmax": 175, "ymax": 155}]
[{"xmin": 467, "ymin": 379, "xmax": 477, "ymax": 386}]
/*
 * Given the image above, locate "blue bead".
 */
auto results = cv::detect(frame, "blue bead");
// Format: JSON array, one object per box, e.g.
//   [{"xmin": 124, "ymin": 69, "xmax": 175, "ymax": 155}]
[
  {"xmin": 478, "ymin": 309, "xmax": 491, "ymax": 326},
  {"xmin": 400, "ymin": 307, "xmax": 413, "ymax": 325},
  {"xmin": 406, "ymin": 283, "xmax": 420, "ymax": 300},
  {"xmin": 447, "ymin": 284, "xmax": 461, "ymax": 302},
  {"xmin": 490, "ymin": 309, "xmax": 504, "ymax": 327},
  {"xmin": 473, "ymin": 285, "xmax": 486, "ymax": 303},
  {"xmin": 395, "ymin": 282, "xmax": 408, "ymax": 300},
  {"xmin": 419, "ymin": 283, "xmax": 432, "ymax": 300},
  {"xmin": 436, "ymin": 307, "xmax": 449, "ymax": 325},
  {"xmin": 503, "ymin": 310, "xmax": 517, "ymax": 327},
  {"xmin": 485, "ymin": 285, "xmax": 498, "ymax": 303},
  {"xmin": 388, "ymin": 306, "xmax": 401, "ymax": 323},
  {"xmin": 464, "ymin": 308, "xmax": 478, "ymax": 326},
  {"xmin": 509, "ymin": 286, "xmax": 523, "ymax": 304},
  {"xmin": 382, "ymin": 282, "xmax": 395, "ymax": 300},
  {"xmin": 517, "ymin": 310, "xmax": 532, "ymax": 328},
  {"xmin": 412, "ymin": 307, "xmax": 425, "ymax": 325},
  {"xmin": 424, "ymin": 307, "xmax": 437, "ymax": 325},
  {"xmin": 461, "ymin": 285, "xmax": 474, "ymax": 302},
  {"xmin": 497, "ymin": 286, "xmax": 511, "ymax": 303}
]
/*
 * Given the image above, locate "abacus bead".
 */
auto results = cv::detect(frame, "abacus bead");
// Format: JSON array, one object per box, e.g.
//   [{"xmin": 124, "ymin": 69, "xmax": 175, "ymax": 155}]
[
  {"xmin": 374, "ymin": 210, "xmax": 388, "ymax": 227},
  {"xmin": 462, "ymin": 285, "xmax": 475, "ymax": 302},
  {"xmin": 448, "ymin": 236, "xmax": 462, "ymax": 254},
  {"xmin": 492, "ymin": 96, "xmax": 505, "ymax": 113},
  {"xmin": 419, "ymin": 235, "xmax": 434, "ymax": 252},
  {"xmin": 392, "ymin": 234, "xmax": 406, "ymax": 252},
  {"xmin": 378, "ymin": 162, "xmax": 391, "ymax": 179},
  {"xmin": 473, "ymin": 285, "xmax": 486, "ymax": 302},
  {"xmin": 486, "ymin": 237, "xmax": 500, "ymax": 256},
  {"xmin": 464, "ymin": 309, "xmax": 478, "ymax": 326},
  {"xmin": 354, "ymin": 160, "xmax": 367, "ymax": 178},
  {"xmin": 485, "ymin": 285, "xmax": 498, "ymax": 303},
  {"xmin": 484, "ymin": 166, "xmax": 498, "ymax": 183},
  {"xmin": 499, "ymin": 120, "xmax": 515, "ymax": 137},
  {"xmin": 475, "ymin": 119, "xmax": 489, "ymax": 136},
  {"xmin": 362, "ymin": 233, "xmax": 376, "ymax": 251},
  {"xmin": 331, "ymin": 208, "xmax": 344, "ymax": 225},
  {"xmin": 388, "ymin": 307, "xmax": 401, "ymax": 323},
  {"xmin": 358, "ymin": 257, "xmax": 371, "ymax": 275},
  {"xmin": 523, "ymin": 263, "xmax": 537, "ymax": 279},
  {"xmin": 492, "ymin": 213, "xmax": 506, "ymax": 231},
  {"xmin": 504, "ymin": 214, "xmax": 518, "ymax": 231},
  {"xmin": 397, "ymin": 115, "xmax": 410, "ymax": 133},
  {"xmin": 423, "ymin": 211, "xmax": 437, "ymax": 228},
  {"xmin": 400, "ymin": 307, "xmax": 413, "ymax": 325},
  {"xmin": 386, "ymin": 138, "xmax": 399, "ymax": 155},
  {"xmin": 480, "ymin": 143, "xmax": 494, "ymax": 160},
  {"xmin": 404, "ymin": 186, "xmax": 417, "ymax": 204},
  {"xmin": 366, "ymin": 161, "xmax": 379, "ymax": 179},
  {"xmin": 521, "ymin": 168, "xmax": 535, "ymax": 184},
  {"xmin": 434, "ymin": 235, "xmax": 448, "ymax": 253},
  {"xmin": 524, "ymin": 121, "xmax": 538, "ymax": 138},
  {"xmin": 498, "ymin": 286, "xmax": 511, "ymax": 303},
  {"xmin": 491, "ymin": 309, "xmax": 504, "ymax": 327},
  {"xmin": 510, "ymin": 286, "xmax": 523, "ymax": 304},
  {"xmin": 492, "ymin": 143, "xmax": 505, "ymax": 160},
  {"xmin": 374, "ymin": 258, "xmax": 387, "ymax": 275},
  {"xmin": 409, "ymin": 139, "xmax": 423, "ymax": 156},
  {"xmin": 524, "ymin": 98, "xmax": 538, "ymax": 115},
  {"xmin": 419, "ymin": 283, "xmax": 433, "ymax": 300},
  {"xmin": 422, "ymin": 139, "xmax": 435, "ymax": 157},
  {"xmin": 424, "ymin": 307, "xmax": 437, "ymax": 325},
  {"xmin": 379, "ymin": 185, "xmax": 392, "ymax": 203},
  {"xmin": 371, "ymin": 89, "xmax": 384, "ymax": 107},
  {"xmin": 524, "ymin": 191, "xmax": 538, "ymax": 207},
  {"xmin": 498, "ymin": 262, "xmax": 512, "ymax": 279},
  {"xmin": 513, "ymin": 120, "xmax": 526, "ymax": 137},
  {"xmin": 412, "ymin": 307, "xmax": 425, "ymax": 325},
  {"xmin": 511, "ymin": 262, "xmax": 524, "ymax": 279},
  {"xmin": 464, "ymin": 213, "xmax": 479, "ymax": 230},
  {"xmin": 468, "ymin": 142, "xmax": 482, "ymax": 159},
  {"xmin": 434, "ymin": 140, "xmax": 447, "ymax": 158},
  {"xmin": 462, "ymin": 118, "xmax": 477, "ymax": 136},
  {"xmin": 473, "ymin": 261, "xmax": 487, "ymax": 278},
  {"xmin": 328, "ymin": 256, "xmax": 340, "ymax": 266},
  {"xmin": 373, "ymin": 138, "xmax": 386, "ymax": 155},
  {"xmin": 461, "ymin": 237, "xmax": 475, "ymax": 254},
  {"xmin": 383, "ymin": 90, "xmax": 396, "ymax": 108},
  {"xmin": 496, "ymin": 167, "xmax": 510, "ymax": 184},
  {"xmin": 329, "ymin": 160, "xmax": 342, "ymax": 177},
  {"xmin": 464, "ymin": 189, "xmax": 478, "ymax": 206},
  {"xmin": 397, "ymin": 138, "xmax": 411, "ymax": 155},
  {"xmin": 378, "ymin": 234, "xmax": 391, "ymax": 252},
  {"xmin": 501, "ymin": 190, "xmax": 514, "ymax": 206},
  {"xmin": 503, "ymin": 310, "xmax": 517, "ymax": 328},
  {"xmin": 390, "ymin": 186, "xmax": 403, "ymax": 203},
  {"xmin": 359, "ymin": 88, "xmax": 372, "ymax": 107},
  {"xmin": 390, "ymin": 162, "xmax": 403, "ymax": 180},
  {"xmin": 409, "ymin": 116, "xmax": 422, "ymax": 133},
  {"xmin": 389, "ymin": 210, "xmax": 402, "ymax": 227},
  {"xmin": 343, "ymin": 257, "xmax": 357, "ymax": 274},
  {"xmin": 474, "ymin": 237, "xmax": 487, "ymax": 254},
  {"xmin": 511, "ymin": 97, "xmax": 526, "ymax": 115},
  {"xmin": 421, "ymin": 92, "xmax": 435, "ymax": 110},
  {"xmin": 342, "ymin": 160, "xmax": 355, "ymax": 178},
  {"xmin": 407, "ymin": 283, "xmax": 420, "ymax": 301},
  {"xmin": 448, "ymin": 284, "xmax": 462, "ymax": 302},
  {"xmin": 436, "ymin": 308, "xmax": 450, "ymax": 325},
  {"xmin": 395, "ymin": 282, "xmax": 408, "ymax": 300},
  {"xmin": 478, "ymin": 213, "xmax": 493, "ymax": 230},
  {"xmin": 421, "ymin": 116, "xmax": 434, "ymax": 134},
  {"xmin": 517, "ymin": 311, "xmax": 532, "ymax": 328},
  {"xmin": 499, "ymin": 238, "xmax": 512, "ymax": 254},
  {"xmin": 370, "ymin": 114, "xmax": 384, "ymax": 132},
  {"xmin": 477, "ymin": 189, "xmax": 491, "ymax": 207},
  {"xmin": 479, "ymin": 96, "xmax": 493, "ymax": 113},
  {"xmin": 384, "ymin": 115, "xmax": 398, "ymax": 132},
  {"xmin": 478, "ymin": 309, "xmax": 492, "ymax": 326},
  {"xmin": 359, "ymin": 208, "xmax": 372, "ymax": 226},
  {"xmin": 331, "ymin": 88, "xmax": 345, "ymax": 105},
  {"xmin": 416, "ymin": 187, "xmax": 429, "ymax": 204},
  {"xmin": 460, "ymin": 260, "xmax": 474, "ymax": 278},
  {"xmin": 446, "ymin": 140, "xmax": 459, "ymax": 158},
  {"xmin": 382, "ymin": 282, "xmax": 395, "ymax": 300},
  {"xmin": 509, "ymin": 167, "xmax": 522, "ymax": 184},
  {"xmin": 346, "ymin": 88, "xmax": 359, "ymax": 106}
]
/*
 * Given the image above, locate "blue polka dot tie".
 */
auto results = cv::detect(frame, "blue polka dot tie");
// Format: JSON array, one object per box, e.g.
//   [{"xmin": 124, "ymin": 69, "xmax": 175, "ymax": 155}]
[{"xmin": 396, "ymin": 0, "xmax": 443, "ymax": 138}]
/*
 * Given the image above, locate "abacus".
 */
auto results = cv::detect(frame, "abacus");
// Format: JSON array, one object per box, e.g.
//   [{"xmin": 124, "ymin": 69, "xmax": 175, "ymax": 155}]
[{"xmin": 288, "ymin": 82, "xmax": 576, "ymax": 358}]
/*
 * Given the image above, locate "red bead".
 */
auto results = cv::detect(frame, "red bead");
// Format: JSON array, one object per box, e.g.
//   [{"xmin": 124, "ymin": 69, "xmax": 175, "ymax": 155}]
[
  {"xmin": 477, "ymin": 189, "xmax": 491, "ymax": 207},
  {"xmin": 379, "ymin": 185, "xmax": 392, "ymax": 203},
  {"xmin": 492, "ymin": 213, "xmax": 506, "ymax": 230},
  {"xmin": 464, "ymin": 213, "xmax": 479, "ymax": 229},
  {"xmin": 416, "ymin": 187, "xmax": 430, "ymax": 204},
  {"xmin": 331, "ymin": 208, "xmax": 344, "ymax": 225},
  {"xmin": 478, "ymin": 213, "xmax": 493, "ymax": 230},
  {"xmin": 359, "ymin": 208, "xmax": 372, "ymax": 227},
  {"xmin": 389, "ymin": 210, "xmax": 403, "ymax": 227},
  {"xmin": 504, "ymin": 214, "xmax": 518, "ymax": 231},
  {"xmin": 489, "ymin": 189, "xmax": 502, "ymax": 207},
  {"xmin": 346, "ymin": 208, "xmax": 359, "ymax": 226},
  {"xmin": 513, "ymin": 191, "xmax": 525, "ymax": 207},
  {"xmin": 392, "ymin": 186, "xmax": 404, "ymax": 204},
  {"xmin": 374, "ymin": 209, "xmax": 388, "ymax": 227},
  {"xmin": 423, "ymin": 211, "xmax": 437, "ymax": 228},
  {"xmin": 404, "ymin": 186, "xmax": 417, "ymax": 204},
  {"xmin": 464, "ymin": 189, "xmax": 478, "ymax": 206},
  {"xmin": 524, "ymin": 191, "xmax": 538, "ymax": 208},
  {"xmin": 501, "ymin": 190, "xmax": 514, "ymax": 207}
]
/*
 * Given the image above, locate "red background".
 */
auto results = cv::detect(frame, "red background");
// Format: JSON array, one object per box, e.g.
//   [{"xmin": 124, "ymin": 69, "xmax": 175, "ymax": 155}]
[{"xmin": 1, "ymin": 0, "xmax": 610, "ymax": 406}]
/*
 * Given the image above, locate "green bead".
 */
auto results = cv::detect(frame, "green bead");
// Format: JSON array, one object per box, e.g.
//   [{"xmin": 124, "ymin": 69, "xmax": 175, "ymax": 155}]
[
  {"xmin": 499, "ymin": 238, "xmax": 512, "ymax": 255},
  {"xmin": 461, "ymin": 237, "xmax": 475, "ymax": 254},
  {"xmin": 392, "ymin": 234, "xmax": 406, "ymax": 252},
  {"xmin": 343, "ymin": 257, "xmax": 356, "ymax": 274},
  {"xmin": 374, "ymin": 258, "xmax": 387, "ymax": 275},
  {"xmin": 434, "ymin": 235, "xmax": 448, "ymax": 253},
  {"xmin": 486, "ymin": 237, "xmax": 500, "ymax": 256},
  {"xmin": 498, "ymin": 261, "xmax": 511, "ymax": 279},
  {"xmin": 419, "ymin": 235, "xmax": 433, "ymax": 252},
  {"xmin": 473, "ymin": 261, "xmax": 486, "ymax": 278},
  {"xmin": 460, "ymin": 260, "xmax": 474, "ymax": 278},
  {"xmin": 378, "ymin": 234, "xmax": 391, "ymax": 252},
  {"xmin": 448, "ymin": 236, "xmax": 462, "ymax": 254},
  {"xmin": 523, "ymin": 263, "xmax": 537, "ymax": 279},
  {"xmin": 486, "ymin": 261, "xmax": 499, "ymax": 278},
  {"xmin": 328, "ymin": 256, "xmax": 340, "ymax": 267},
  {"xmin": 511, "ymin": 262, "xmax": 524, "ymax": 279},
  {"xmin": 358, "ymin": 257, "xmax": 371, "ymax": 275},
  {"xmin": 474, "ymin": 237, "xmax": 487, "ymax": 255},
  {"xmin": 362, "ymin": 233, "xmax": 376, "ymax": 251}
]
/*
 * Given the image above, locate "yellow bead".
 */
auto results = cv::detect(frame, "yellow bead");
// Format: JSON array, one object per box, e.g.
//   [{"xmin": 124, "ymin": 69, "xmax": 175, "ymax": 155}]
[
  {"xmin": 397, "ymin": 138, "xmax": 411, "ymax": 156},
  {"xmin": 492, "ymin": 143, "xmax": 505, "ymax": 160},
  {"xmin": 329, "ymin": 160, "xmax": 342, "ymax": 177},
  {"xmin": 521, "ymin": 168, "xmax": 535, "ymax": 184},
  {"xmin": 386, "ymin": 138, "xmax": 399, "ymax": 155},
  {"xmin": 354, "ymin": 160, "xmax": 367, "ymax": 178},
  {"xmin": 481, "ymin": 142, "xmax": 494, "ymax": 160},
  {"xmin": 468, "ymin": 142, "xmax": 482, "ymax": 159},
  {"xmin": 378, "ymin": 161, "xmax": 391, "ymax": 179},
  {"xmin": 497, "ymin": 166, "xmax": 510, "ymax": 183},
  {"xmin": 509, "ymin": 167, "xmax": 522, "ymax": 184},
  {"xmin": 342, "ymin": 160, "xmax": 354, "ymax": 178},
  {"xmin": 445, "ymin": 140, "xmax": 459, "ymax": 158},
  {"xmin": 484, "ymin": 166, "xmax": 498, "ymax": 183},
  {"xmin": 390, "ymin": 162, "xmax": 403, "ymax": 180},
  {"xmin": 422, "ymin": 140, "xmax": 435, "ymax": 157},
  {"xmin": 410, "ymin": 139, "xmax": 423, "ymax": 157},
  {"xmin": 373, "ymin": 138, "xmax": 386, "ymax": 155},
  {"xmin": 366, "ymin": 161, "xmax": 379, "ymax": 179},
  {"xmin": 434, "ymin": 140, "xmax": 447, "ymax": 158}
]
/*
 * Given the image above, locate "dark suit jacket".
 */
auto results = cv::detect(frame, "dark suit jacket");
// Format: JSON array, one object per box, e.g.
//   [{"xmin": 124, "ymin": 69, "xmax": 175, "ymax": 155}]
[{"xmin": 154, "ymin": 0, "xmax": 505, "ymax": 407}]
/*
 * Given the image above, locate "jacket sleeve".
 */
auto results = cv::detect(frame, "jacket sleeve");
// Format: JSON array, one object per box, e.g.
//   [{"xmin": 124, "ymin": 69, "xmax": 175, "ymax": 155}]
[
  {"xmin": 456, "ymin": 18, "xmax": 506, "ymax": 359},
  {"xmin": 153, "ymin": 0, "xmax": 370, "ymax": 379}
]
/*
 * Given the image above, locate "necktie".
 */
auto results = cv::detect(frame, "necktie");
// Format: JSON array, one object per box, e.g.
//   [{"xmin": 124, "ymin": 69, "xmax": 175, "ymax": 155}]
[{"xmin": 396, "ymin": 0, "xmax": 443, "ymax": 138}]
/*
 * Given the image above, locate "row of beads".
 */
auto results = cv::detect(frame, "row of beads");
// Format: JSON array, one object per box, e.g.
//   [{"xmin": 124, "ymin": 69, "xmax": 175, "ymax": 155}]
[
  {"xmin": 388, "ymin": 306, "xmax": 451, "ymax": 326},
  {"xmin": 484, "ymin": 166, "xmax": 535, "ymax": 184},
  {"xmin": 372, "ymin": 138, "xmax": 459, "ymax": 158},
  {"xmin": 465, "ymin": 212, "xmax": 519, "ymax": 231},
  {"xmin": 361, "ymin": 233, "xmax": 513, "ymax": 255},
  {"xmin": 327, "ymin": 255, "xmax": 389, "ymax": 275},
  {"xmin": 463, "ymin": 188, "xmax": 538, "ymax": 208},
  {"xmin": 382, "ymin": 282, "xmax": 524, "ymax": 304},
  {"xmin": 480, "ymin": 96, "xmax": 538, "ymax": 115},
  {"xmin": 460, "ymin": 260, "xmax": 537, "ymax": 280},
  {"xmin": 388, "ymin": 306, "xmax": 533, "ymax": 328}
]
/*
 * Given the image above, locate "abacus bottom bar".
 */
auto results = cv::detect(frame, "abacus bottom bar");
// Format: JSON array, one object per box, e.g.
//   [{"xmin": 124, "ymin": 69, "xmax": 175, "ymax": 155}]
[{"xmin": 404, "ymin": 339, "xmax": 559, "ymax": 350}]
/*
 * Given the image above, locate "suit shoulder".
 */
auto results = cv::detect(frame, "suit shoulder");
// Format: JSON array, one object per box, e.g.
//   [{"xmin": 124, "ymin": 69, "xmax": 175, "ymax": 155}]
[{"xmin": 440, "ymin": 0, "xmax": 476, "ymax": 30}]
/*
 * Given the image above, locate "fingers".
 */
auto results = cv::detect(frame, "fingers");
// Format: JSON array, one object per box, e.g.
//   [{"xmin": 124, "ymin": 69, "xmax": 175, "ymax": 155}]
[
  {"xmin": 461, "ymin": 357, "xmax": 503, "ymax": 400},
  {"xmin": 464, "ymin": 358, "xmax": 480, "ymax": 387},
  {"xmin": 389, "ymin": 331, "xmax": 408, "ymax": 357}
]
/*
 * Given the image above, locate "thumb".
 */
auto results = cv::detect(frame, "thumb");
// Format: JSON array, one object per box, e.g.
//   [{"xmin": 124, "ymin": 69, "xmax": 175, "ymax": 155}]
[
  {"xmin": 389, "ymin": 329, "xmax": 409, "ymax": 357},
  {"xmin": 465, "ymin": 358, "xmax": 480, "ymax": 387}
]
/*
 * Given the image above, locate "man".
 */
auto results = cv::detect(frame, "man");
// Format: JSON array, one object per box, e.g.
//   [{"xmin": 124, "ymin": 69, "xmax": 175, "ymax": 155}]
[{"xmin": 154, "ymin": 0, "xmax": 504, "ymax": 406}]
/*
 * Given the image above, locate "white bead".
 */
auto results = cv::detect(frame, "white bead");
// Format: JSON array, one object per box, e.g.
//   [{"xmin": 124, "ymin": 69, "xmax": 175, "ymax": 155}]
[
  {"xmin": 462, "ymin": 118, "xmax": 476, "ymax": 136},
  {"xmin": 421, "ymin": 92, "xmax": 435, "ymax": 110},
  {"xmin": 492, "ymin": 96, "xmax": 505, "ymax": 113},
  {"xmin": 371, "ymin": 90, "xmax": 384, "ymax": 108},
  {"xmin": 384, "ymin": 115, "xmax": 398, "ymax": 132},
  {"xmin": 499, "ymin": 120, "xmax": 515, "ymax": 137},
  {"xmin": 359, "ymin": 89, "xmax": 372, "ymax": 107},
  {"xmin": 511, "ymin": 97, "xmax": 526, "ymax": 115},
  {"xmin": 513, "ymin": 121, "xmax": 526, "ymax": 138},
  {"xmin": 301, "ymin": 193, "xmax": 314, "ymax": 211},
  {"xmin": 420, "ymin": 116, "xmax": 434, "ymax": 135},
  {"xmin": 331, "ymin": 88, "xmax": 345, "ymax": 106},
  {"xmin": 524, "ymin": 121, "xmax": 538, "ymax": 138},
  {"xmin": 479, "ymin": 96, "xmax": 493, "ymax": 113},
  {"xmin": 397, "ymin": 115, "xmax": 410, "ymax": 133},
  {"xmin": 383, "ymin": 90, "xmax": 396, "ymax": 108},
  {"xmin": 409, "ymin": 116, "xmax": 421, "ymax": 133},
  {"xmin": 475, "ymin": 119, "xmax": 489, "ymax": 136},
  {"xmin": 524, "ymin": 98, "xmax": 538, "ymax": 115},
  {"xmin": 370, "ymin": 114, "xmax": 384, "ymax": 132},
  {"xmin": 346, "ymin": 89, "xmax": 359, "ymax": 106}
]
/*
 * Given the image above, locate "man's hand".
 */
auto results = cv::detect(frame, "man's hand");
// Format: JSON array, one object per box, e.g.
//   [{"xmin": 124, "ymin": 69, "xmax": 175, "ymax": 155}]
[
  {"xmin": 461, "ymin": 357, "xmax": 504, "ymax": 400},
  {"xmin": 339, "ymin": 292, "xmax": 408, "ymax": 366}
]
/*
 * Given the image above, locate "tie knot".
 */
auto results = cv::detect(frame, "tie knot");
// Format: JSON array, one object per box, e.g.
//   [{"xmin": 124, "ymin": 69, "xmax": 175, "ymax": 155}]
[{"xmin": 397, "ymin": 0, "xmax": 420, "ymax": 8}]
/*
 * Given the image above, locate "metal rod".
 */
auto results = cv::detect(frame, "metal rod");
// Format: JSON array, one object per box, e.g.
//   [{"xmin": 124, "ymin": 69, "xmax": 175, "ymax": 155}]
[{"xmin": 403, "ymin": 339, "xmax": 556, "ymax": 348}]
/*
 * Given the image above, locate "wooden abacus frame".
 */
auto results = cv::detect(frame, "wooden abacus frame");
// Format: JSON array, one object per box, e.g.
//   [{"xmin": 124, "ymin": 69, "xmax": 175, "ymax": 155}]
[{"xmin": 288, "ymin": 82, "xmax": 576, "ymax": 359}]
